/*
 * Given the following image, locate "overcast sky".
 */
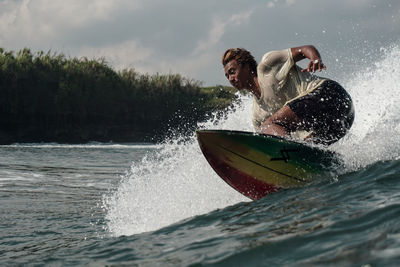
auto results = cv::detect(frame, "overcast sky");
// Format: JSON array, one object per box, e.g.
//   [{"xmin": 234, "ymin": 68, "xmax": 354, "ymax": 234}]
[{"xmin": 0, "ymin": 0, "xmax": 399, "ymax": 85}]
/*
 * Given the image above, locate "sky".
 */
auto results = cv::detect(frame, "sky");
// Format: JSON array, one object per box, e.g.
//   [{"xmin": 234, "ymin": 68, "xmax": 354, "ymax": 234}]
[{"xmin": 0, "ymin": 0, "xmax": 399, "ymax": 85}]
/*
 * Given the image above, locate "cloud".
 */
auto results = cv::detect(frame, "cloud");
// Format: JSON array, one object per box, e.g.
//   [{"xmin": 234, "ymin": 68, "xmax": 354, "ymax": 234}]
[
  {"xmin": 285, "ymin": 0, "xmax": 296, "ymax": 6},
  {"xmin": 0, "ymin": 0, "xmax": 142, "ymax": 47},
  {"xmin": 78, "ymin": 40, "xmax": 153, "ymax": 71},
  {"xmin": 88, "ymin": 9, "xmax": 257, "ymax": 82},
  {"xmin": 193, "ymin": 10, "xmax": 254, "ymax": 55},
  {"xmin": 2, "ymin": 0, "xmax": 142, "ymax": 26},
  {"xmin": 150, "ymin": 9, "xmax": 255, "ymax": 83},
  {"xmin": 267, "ymin": 0, "xmax": 296, "ymax": 9}
]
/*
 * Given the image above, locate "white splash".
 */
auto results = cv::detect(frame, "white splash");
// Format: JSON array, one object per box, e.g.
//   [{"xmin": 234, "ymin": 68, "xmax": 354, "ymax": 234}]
[
  {"xmin": 103, "ymin": 94, "xmax": 253, "ymax": 236},
  {"xmin": 331, "ymin": 44, "xmax": 400, "ymax": 169}
]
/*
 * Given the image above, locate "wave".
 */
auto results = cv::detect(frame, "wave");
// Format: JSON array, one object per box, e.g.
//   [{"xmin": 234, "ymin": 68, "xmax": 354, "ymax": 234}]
[{"xmin": 103, "ymin": 43, "xmax": 400, "ymax": 236}]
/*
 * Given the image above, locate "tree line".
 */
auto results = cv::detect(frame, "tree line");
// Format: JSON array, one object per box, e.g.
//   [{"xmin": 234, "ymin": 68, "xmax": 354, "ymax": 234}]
[{"xmin": 0, "ymin": 48, "xmax": 238, "ymax": 144}]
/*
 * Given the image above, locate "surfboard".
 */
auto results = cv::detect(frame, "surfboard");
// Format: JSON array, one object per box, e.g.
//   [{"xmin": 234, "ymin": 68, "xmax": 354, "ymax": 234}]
[{"xmin": 196, "ymin": 130, "xmax": 339, "ymax": 200}]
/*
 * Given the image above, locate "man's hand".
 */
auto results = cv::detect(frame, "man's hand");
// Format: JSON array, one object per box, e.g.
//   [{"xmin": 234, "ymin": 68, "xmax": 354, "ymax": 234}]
[{"xmin": 301, "ymin": 58, "xmax": 326, "ymax": 73}]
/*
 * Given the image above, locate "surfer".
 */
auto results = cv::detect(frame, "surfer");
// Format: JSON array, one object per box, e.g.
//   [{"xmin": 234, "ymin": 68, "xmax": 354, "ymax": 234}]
[{"xmin": 222, "ymin": 45, "xmax": 354, "ymax": 145}]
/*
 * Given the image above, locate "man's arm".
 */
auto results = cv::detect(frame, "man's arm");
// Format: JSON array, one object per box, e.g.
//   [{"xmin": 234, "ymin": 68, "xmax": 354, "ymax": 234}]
[{"xmin": 290, "ymin": 45, "xmax": 326, "ymax": 73}]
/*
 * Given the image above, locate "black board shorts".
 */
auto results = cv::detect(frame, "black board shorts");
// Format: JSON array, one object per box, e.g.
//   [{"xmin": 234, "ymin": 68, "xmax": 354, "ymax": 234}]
[{"xmin": 287, "ymin": 80, "xmax": 355, "ymax": 145}]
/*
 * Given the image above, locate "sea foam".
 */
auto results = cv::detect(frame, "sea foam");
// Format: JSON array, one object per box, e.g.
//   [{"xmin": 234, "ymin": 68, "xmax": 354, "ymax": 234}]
[{"xmin": 331, "ymin": 44, "xmax": 400, "ymax": 169}]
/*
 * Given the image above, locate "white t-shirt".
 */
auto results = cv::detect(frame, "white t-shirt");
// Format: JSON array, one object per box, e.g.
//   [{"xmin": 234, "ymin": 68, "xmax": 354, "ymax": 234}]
[{"xmin": 252, "ymin": 48, "xmax": 326, "ymax": 130}]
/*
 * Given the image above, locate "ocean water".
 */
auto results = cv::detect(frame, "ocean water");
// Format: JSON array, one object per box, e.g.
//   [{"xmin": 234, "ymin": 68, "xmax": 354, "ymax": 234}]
[{"xmin": 1, "ymin": 45, "xmax": 400, "ymax": 266}]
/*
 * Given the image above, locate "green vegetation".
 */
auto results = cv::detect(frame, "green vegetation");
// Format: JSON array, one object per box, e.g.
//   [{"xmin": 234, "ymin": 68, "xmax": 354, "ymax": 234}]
[{"xmin": 0, "ymin": 48, "xmax": 238, "ymax": 144}]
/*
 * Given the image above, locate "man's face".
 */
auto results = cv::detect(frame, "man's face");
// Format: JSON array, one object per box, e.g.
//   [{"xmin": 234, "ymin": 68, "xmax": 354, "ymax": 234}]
[{"xmin": 224, "ymin": 60, "xmax": 251, "ymax": 90}]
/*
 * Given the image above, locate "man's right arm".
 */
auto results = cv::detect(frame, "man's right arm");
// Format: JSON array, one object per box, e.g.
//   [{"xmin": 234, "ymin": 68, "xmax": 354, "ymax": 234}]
[{"xmin": 290, "ymin": 45, "xmax": 326, "ymax": 73}]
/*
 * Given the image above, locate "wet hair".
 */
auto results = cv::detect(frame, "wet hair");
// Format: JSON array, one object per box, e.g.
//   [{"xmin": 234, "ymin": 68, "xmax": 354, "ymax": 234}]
[{"xmin": 222, "ymin": 48, "xmax": 257, "ymax": 74}]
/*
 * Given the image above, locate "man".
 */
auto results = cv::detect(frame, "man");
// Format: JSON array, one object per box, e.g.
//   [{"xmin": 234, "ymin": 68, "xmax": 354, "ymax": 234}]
[{"xmin": 222, "ymin": 45, "xmax": 354, "ymax": 145}]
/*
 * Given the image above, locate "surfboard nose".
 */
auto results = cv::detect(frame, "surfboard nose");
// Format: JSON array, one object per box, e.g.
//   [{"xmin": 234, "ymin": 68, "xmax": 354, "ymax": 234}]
[
  {"xmin": 196, "ymin": 129, "xmax": 282, "ymax": 200},
  {"xmin": 196, "ymin": 130, "xmax": 219, "ymax": 145}
]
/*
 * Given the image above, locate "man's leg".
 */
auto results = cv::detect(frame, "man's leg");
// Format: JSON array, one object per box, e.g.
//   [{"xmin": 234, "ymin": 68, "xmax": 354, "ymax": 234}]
[{"xmin": 260, "ymin": 105, "xmax": 301, "ymax": 137}]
